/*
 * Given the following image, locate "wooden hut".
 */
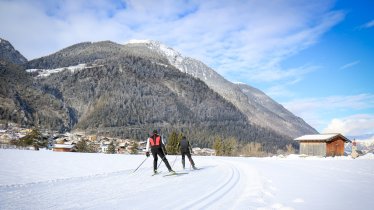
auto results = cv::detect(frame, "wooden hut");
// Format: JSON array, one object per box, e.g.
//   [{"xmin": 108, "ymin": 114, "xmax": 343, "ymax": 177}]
[{"xmin": 294, "ymin": 133, "xmax": 351, "ymax": 157}]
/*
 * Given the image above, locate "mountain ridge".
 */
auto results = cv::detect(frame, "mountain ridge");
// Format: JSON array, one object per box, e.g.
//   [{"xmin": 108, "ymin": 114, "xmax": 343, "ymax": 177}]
[
  {"xmin": 1, "ymin": 38, "xmax": 317, "ymax": 151},
  {"xmin": 124, "ymin": 40, "xmax": 318, "ymax": 139},
  {"xmin": 0, "ymin": 38, "xmax": 27, "ymax": 65}
]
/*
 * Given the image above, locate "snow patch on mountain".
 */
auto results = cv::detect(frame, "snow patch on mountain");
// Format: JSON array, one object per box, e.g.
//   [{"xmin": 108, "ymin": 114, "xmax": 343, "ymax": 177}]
[
  {"xmin": 26, "ymin": 64, "xmax": 104, "ymax": 77},
  {"xmin": 125, "ymin": 40, "xmax": 215, "ymax": 81},
  {"xmin": 126, "ymin": 39, "xmax": 153, "ymax": 45}
]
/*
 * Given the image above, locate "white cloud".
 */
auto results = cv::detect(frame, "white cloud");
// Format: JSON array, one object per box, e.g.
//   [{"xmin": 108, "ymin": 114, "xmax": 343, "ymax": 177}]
[
  {"xmin": 0, "ymin": 0, "xmax": 343, "ymax": 86},
  {"xmin": 340, "ymin": 60, "xmax": 360, "ymax": 70},
  {"xmin": 361, "ymin": 19, "xmax": 374, "ymax": 29},
  {"xmin": 282, "ymin": 94, "xmax": 374, "ymax": 132},
  {"xmin": 323, "ymin": 114, "xmax": 374, "ymax": 136},
  {"xmin": 284, "ymin": 94, "xmax": 374, "ymax": 114},
  {"xmin": 252, "ymin": 65, "xmax": 317, "ymax": 84}
]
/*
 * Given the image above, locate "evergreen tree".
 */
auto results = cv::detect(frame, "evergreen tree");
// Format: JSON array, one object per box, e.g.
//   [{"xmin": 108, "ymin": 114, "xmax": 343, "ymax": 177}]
[
  {"xmin": 107, "ymin": 142, "xmax": 116, "ymax": 154},
  {"xmin": 166, "ymin": 131, "xmax": 179, "ymax": 155},
  {"xmin": 213, "ymin": 136, "xmax": 223, "ymax": 156},
  {"xmin": 76, "ymin": 139, "xmax": 88, "ymax": 153},
  {"xmin": 223, "ymin": 137, "xmax": 238, "ymax": 156},
  {"xmin": 17, "ymin": 128, "xmax": 42, "ymax": 149}
]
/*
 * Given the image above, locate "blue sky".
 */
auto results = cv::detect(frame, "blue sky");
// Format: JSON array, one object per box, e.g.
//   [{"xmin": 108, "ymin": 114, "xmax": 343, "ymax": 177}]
[{"xmin": 1, "ymin": 0, "xmax": 373, "ymax": 137}]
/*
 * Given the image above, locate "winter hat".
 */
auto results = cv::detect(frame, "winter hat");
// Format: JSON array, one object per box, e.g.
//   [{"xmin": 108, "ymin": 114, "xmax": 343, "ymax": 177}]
[{"xmin": 153, "ymin": 129, "xmax": 158, "ymax": 134}]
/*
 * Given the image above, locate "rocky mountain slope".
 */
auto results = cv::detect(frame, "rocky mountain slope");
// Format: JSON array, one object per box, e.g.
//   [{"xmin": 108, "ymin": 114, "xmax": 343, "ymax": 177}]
[
  {"xmin": 123, "ymin": 40, "xmax": 318, "ymax": 139},
  {"xmin": 1, "ymin": 39, "xmax": 317, "ymax": 150},
  {"xmin": 0, "ymin": 60, "xmax": 73, "ymax": 132},
  {"xmin": 0, "ymin": 38, "xmax": 27, "ymax": 65}
]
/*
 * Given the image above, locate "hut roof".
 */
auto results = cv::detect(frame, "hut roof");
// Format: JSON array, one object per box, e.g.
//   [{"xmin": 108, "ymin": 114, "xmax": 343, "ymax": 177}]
[
  {"xmin": 294, "ymin": 133, "xmax": 351, "ymax": 142},
  {"xmin": 53, "ymin": 144, "xmax": 75, "ymax": 149}
]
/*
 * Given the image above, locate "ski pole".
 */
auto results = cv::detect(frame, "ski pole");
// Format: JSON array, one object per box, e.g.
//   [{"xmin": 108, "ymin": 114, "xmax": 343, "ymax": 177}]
[
  {"xmin": 157, "ymin": 153, "xmax": 172, "ymax": 170},
  {"xmin": 157, "ymin": 159, "xmax": 163, "ymax": 169},
  {"xmin": 133, "ymin": 156, "xmax": 148, "ymax": 173},
  {"xmin": 172, "ymin": 155, "xmax": 178, "ymax": 167}
]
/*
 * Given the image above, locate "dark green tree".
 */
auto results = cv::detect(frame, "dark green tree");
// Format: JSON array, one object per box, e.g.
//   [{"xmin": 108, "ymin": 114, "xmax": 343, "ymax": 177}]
[
  {"xmin": 213, "ymin": 136, "xmax": 223, "ymax": 156},
  {"xmin": 166, "ymin": 131, "xmax": 179, "ymax": 155},
  {"xmin": 17, "ymin": 128, "xmax": 42, "ymax": 149},
  {"xmin": 106, "ymin": 142, "xmax": 116, "ymax": 154},
  {"xmin": 223, "ymin": 137, "xmax": 238, "ymax": 156},
  {"xmin": 76, "ymin": 139, "xmax": 89, "ymax": 153}
]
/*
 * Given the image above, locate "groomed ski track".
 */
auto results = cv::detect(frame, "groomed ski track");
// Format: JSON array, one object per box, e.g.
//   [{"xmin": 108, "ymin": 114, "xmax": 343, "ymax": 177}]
[
  {"xmin": 2, "ymin": 150, "xmax": 374, "ymax": 209},
  {"xmin": 0, "ymin": 155, "xmax": 272, "ymax": 210}
]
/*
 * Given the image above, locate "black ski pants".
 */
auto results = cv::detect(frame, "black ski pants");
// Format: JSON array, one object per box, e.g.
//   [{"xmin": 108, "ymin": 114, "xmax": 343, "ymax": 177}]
[
  {"xmin": 181, "ymin": 150, "xmax": 195, "ymax": 168},
  {"xmin": 151, "ymin": 147, "xmax": 172, "ymax": 171}
]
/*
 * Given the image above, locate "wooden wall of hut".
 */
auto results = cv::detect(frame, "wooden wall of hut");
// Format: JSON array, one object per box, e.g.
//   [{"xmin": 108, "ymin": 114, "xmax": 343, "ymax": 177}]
[{"xmin": 326, "ymin": 138, "xmax": 345, "ymax": 156}]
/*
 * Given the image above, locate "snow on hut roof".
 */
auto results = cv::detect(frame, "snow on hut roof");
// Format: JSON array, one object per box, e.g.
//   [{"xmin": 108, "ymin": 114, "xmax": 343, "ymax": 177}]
[
  {"xmin": 53, "ymin": 144, "xmax": 75, "ymax": 149},
  {"xmin": 294, "ymin": 133, "xmax": 351, "ymax": 142}
]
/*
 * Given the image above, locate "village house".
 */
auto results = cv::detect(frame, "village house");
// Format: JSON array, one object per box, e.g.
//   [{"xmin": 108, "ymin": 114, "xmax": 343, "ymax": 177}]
[
  {"xmin": 52, "ymin": 144, "xmax": 76, "ymax": 152},
  {"xmin": 138, "ymin": 141, "xmax": 147, "ymax": 151},
  {"xmin": 19, "ymin": 128, "xmax": 32, "ymax": 136},
  {"xmin": 0, "ymin": 129, "xmax": 10, "ymax": 143},
  {"xmin": 87, "ymin": 135, "xmax": 97, "ymax": 142},
  {"xmin": 117, "ymin": 142, "xmax": 127, "ymax": 154},
  {"xmin": 294, "ymin": 133, "xmax": 351, "ymax": 157},
  {"xmin": 100, "ymin": 140, "xmax": 112, "ymax": 153}
]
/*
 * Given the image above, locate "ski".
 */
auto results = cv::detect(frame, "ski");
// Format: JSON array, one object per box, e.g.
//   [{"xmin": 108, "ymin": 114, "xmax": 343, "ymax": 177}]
[
  {"xmin": 151, "ymin": 171, "xmax": 162, "ymax": 176},
  {"xmin": 163, "ymin": 171, "xmax": 188, "ymax": 177}
]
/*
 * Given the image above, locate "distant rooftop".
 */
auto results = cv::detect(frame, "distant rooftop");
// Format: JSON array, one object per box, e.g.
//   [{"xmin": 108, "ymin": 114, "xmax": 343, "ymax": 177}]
[{"xmin": 53, "ymin": 144, "xmax": 75, "ymax": 149}]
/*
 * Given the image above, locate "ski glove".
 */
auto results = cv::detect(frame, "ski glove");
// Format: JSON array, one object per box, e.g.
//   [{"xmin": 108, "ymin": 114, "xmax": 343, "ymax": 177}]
[{"xmin": 146, "ymin": 152, "xmax": 150, "ymax": 157}]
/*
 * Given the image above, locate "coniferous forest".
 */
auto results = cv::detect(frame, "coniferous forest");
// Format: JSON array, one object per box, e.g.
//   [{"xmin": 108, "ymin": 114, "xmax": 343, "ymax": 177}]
[{"xmin": 1, "ymin": 40, "xmax": 303, "ymax": 152}]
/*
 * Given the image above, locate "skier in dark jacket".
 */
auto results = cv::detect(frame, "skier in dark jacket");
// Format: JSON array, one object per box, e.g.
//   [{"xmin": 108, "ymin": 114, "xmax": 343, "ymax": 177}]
[
  {"xmin": 145, "ymin": 129, "xmax": 174, "ymax": 174},
  {"xmin": 179, "ymin": 136, "xmax": 197, "ymax": 170}
]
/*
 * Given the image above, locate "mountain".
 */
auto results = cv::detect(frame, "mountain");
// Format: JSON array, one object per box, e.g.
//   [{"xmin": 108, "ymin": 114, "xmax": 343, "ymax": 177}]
[
  {"xmin": 0, "ymin": 38, "xmax": 27, "ymax": 65},
  {"xmin": 0, "ymin": 59, "xmax": 73, "ymax": 131},
  {"xmin": 1, "ymin": 39, "xmax": 316, "ymax": 151},
  {"xmin": 23, "ymin": 41, "xmax": 289, "ymax": 149},
  {"xmin": 123, "ymin": 40, "xmax": 318, "ymax": 139}
]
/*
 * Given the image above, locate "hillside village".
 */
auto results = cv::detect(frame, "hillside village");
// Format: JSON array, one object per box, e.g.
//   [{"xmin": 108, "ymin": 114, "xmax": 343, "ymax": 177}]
[
  {"xmin": 0, "ymin": 123, "xmax": 215, "ymax": 155},
  {"xmin": 2, "ymin": 122, "xmax": 374, "ymax": 158}
]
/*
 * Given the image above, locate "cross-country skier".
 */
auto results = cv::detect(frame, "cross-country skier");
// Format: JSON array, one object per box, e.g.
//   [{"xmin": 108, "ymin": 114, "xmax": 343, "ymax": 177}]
[
  {"xmin": 146, "ymin": 129, "xmax": 174, "ymax": 174},
  {"xmin": 179, "ymin": 136, "xmax": 197, "ymax": 170}
]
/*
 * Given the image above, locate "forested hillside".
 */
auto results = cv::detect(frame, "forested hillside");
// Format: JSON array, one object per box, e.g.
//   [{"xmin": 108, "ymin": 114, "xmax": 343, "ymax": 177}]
[
  {"xmin": 1, "ymin": 39, "xmax": 305, "ymax": 151},
  {"xmin": 35, "ymin": 53, "xmax": 287, "ymax": 149},
  {"xmin": 0, "ymin": 60, "xmax": 73, "ymax": 131}
]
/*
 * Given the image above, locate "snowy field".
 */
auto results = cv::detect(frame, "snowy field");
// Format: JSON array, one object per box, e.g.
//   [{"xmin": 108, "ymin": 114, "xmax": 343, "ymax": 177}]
[{"xmin": 1, "ymin": 149, "xmax": 374, "ymax": 210}]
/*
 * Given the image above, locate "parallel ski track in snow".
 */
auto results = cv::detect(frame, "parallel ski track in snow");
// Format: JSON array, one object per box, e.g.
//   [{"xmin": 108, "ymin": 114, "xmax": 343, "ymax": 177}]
[
  {"xmin": 178, "ymin": 163, "xmax": 241, "ymax": 210},
  {"xmin": 1, "ymin": 157, "xmax": 246, "ymax": 210},
  {"xmin": 0, "ymin": 169, "xmax": 133, "ymax": 189}
]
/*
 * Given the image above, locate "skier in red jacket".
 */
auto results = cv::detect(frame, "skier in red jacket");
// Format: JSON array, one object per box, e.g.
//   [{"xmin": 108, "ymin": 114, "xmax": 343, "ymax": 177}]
[{"xmin": 145, "ymin": 130, "xmax": 174, "ymax": 174}]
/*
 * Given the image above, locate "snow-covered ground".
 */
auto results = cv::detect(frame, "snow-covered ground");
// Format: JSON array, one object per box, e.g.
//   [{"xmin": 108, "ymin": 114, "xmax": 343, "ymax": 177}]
[{"xmin": 1, "ymin": 149, "xmax": 373, "ymax": 210}]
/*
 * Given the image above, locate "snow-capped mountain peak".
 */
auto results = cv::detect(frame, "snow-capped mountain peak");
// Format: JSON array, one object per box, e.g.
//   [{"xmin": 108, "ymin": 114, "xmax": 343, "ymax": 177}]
[
  {"xmin": 125, "ymin": 40, "xmax": 317, "ymax": 138},
  {"xmin": 126, "ymin": 39, "xmax": 183, "ymax": 65}
]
